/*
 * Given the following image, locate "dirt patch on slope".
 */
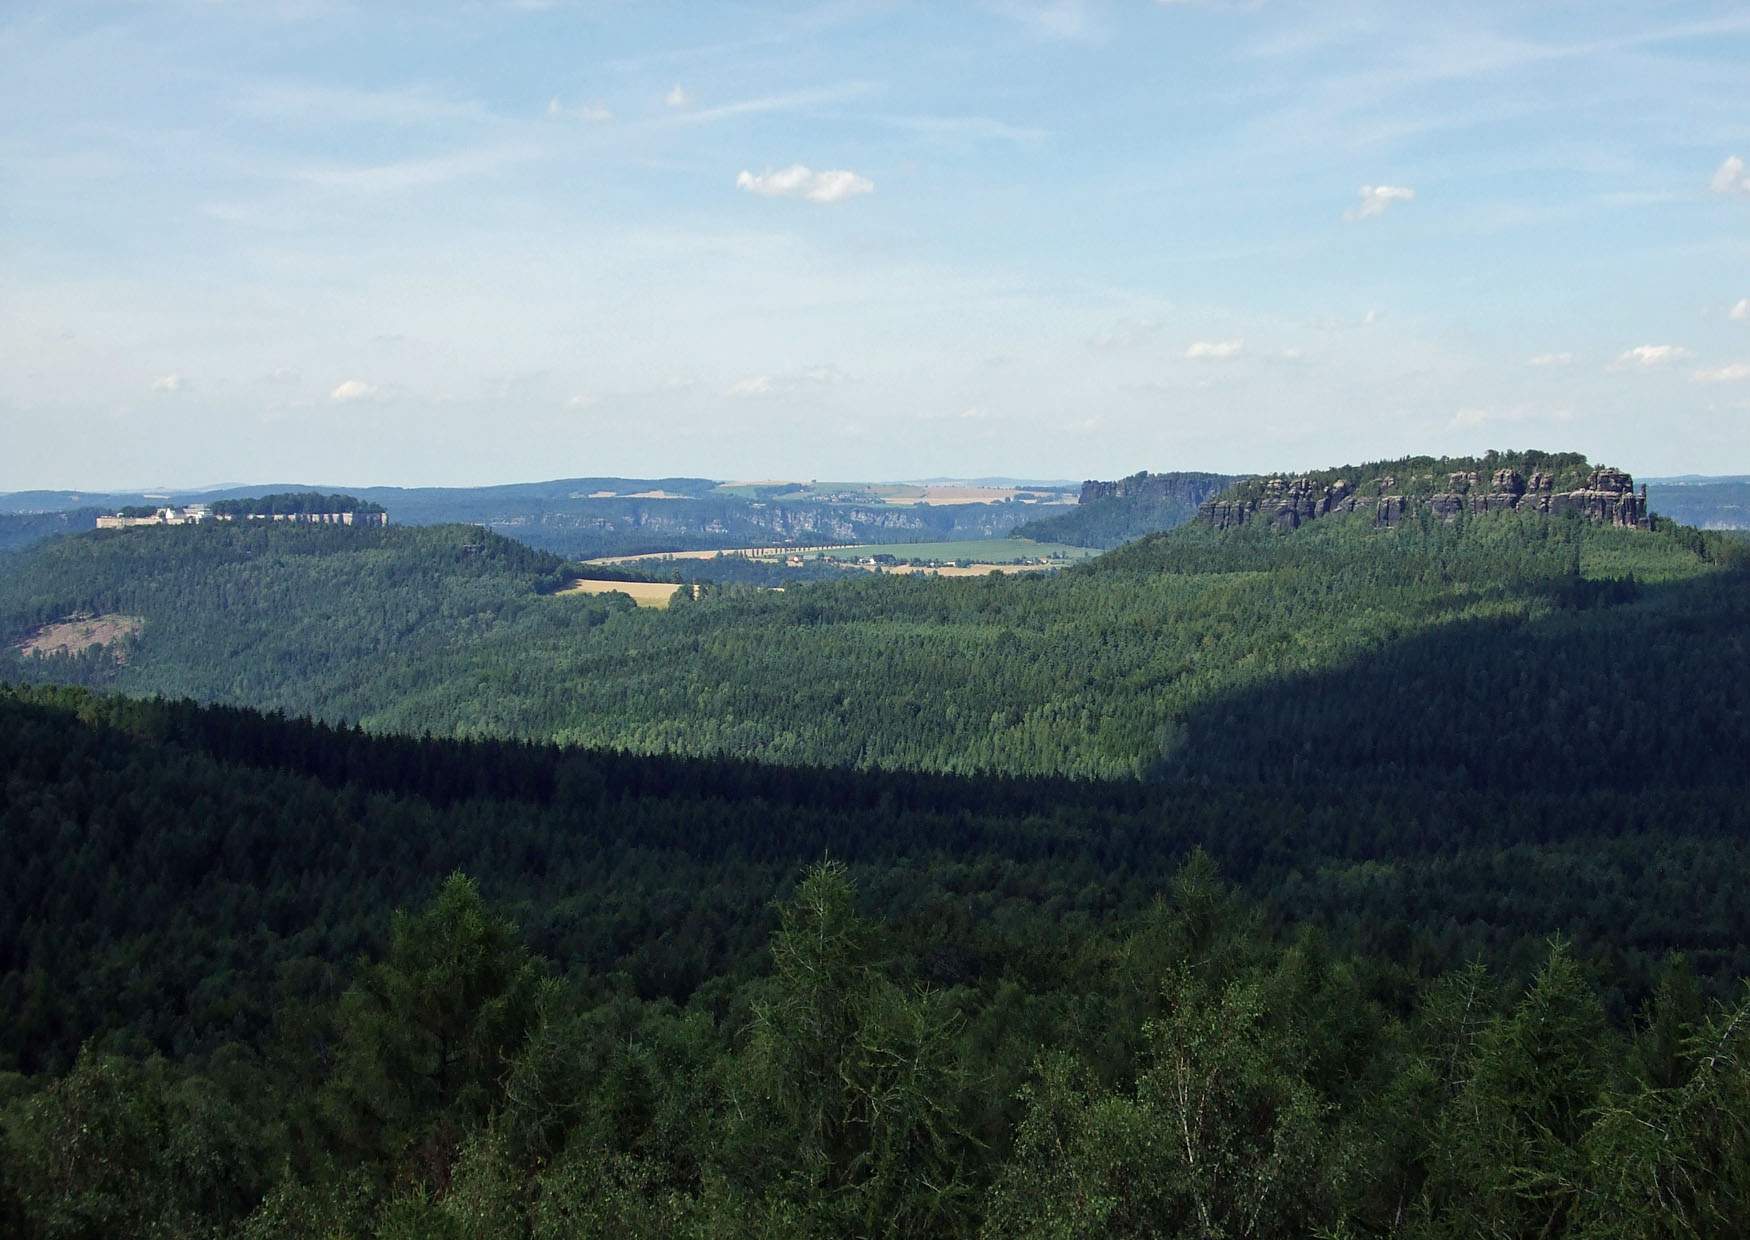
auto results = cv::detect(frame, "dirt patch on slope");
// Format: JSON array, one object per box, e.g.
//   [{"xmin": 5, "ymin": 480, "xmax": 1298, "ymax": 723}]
[{"xmin": 14, "ymin": 613, "xmax": 144, "ymax": 661}]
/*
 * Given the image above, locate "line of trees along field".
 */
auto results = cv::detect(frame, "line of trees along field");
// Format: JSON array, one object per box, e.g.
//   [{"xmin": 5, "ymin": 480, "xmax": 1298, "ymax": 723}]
[{"xmin": 2, "ymin": 685, "xmax": 1750, "ymax": 1236}]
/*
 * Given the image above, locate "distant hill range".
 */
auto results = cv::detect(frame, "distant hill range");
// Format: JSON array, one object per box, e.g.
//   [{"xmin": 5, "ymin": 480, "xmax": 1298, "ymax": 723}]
[
  {"xmin": 1643, "ymin": 476, "xmax": 1750, "ymax": 530},
  {"xmin": 0, "ymin": 476, "xmax": 1071, "ymax": 559},
  {"xmin": 1014, "ymin": 471, "xmax": 1242, "ymax": 547}
]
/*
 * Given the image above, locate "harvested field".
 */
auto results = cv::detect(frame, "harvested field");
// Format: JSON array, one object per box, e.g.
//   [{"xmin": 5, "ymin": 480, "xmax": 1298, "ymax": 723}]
[
  {"xmin": 15, "ymin": 613, "xmax": 144, "ymax": 660},
  {"xmin": 587, "ymin": 544, "xmax": 859, "ymax": 565},
  {"xmin": 559, "ymin": 579, "xmax": 683, "ymax": 608}
]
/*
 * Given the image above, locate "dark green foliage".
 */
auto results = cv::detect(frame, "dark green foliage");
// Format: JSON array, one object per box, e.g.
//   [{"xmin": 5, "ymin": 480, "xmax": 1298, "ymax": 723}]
[
  {"xmin": 6, "ymin": 856, "xmax": 1750, "ymax": 1237},
  {"xmin": 210, "ymin": 492, "xmax": 386, "ymax": 517},
  {"xmin": 7, "ymin": 681, "xmax": 1750, "ymax": 1083}
]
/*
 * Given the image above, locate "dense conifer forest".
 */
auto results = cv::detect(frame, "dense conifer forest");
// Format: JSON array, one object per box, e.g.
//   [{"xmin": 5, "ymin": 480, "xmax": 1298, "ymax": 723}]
[
  {"xmin": 4, "ymin": 454, "xmax": 1750, "ymax": 1234},
  {"xmin": 3, "ymin": 685, "xmax": 1750, "ymax": 1236}
]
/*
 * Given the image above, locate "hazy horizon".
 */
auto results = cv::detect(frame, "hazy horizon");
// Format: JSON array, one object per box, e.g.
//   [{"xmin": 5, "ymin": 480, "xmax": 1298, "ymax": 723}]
[{"xmin": 6, "ymin": 1, "xmax": 1750, "ymax": 489}]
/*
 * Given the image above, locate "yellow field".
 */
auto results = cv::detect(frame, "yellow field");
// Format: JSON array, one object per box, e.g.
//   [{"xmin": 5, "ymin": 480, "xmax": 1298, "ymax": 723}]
[{"xmin": 558, "ymin": 579, "xmax": 683, "ymax": 607}]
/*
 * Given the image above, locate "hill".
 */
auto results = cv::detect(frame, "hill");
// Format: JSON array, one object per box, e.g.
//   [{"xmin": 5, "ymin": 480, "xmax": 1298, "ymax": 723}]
[
  {"xmin": 1013, "ymin": 470, "xmax": 1239, "ymax": 547},
  {"xmin": 0, "ymin": 476, "xmax": 1070, "ymax": 559},
  {"xmin": 0, "ymin": 509, "xmax": 99, "ymax": 554},
  {"xmin": 1645, "ymin": 476, "xmax": 1750, "ymax": 529},
  {"xmin": 4, "ymin": 464, "xmax": 1745, "ymax": 786}
]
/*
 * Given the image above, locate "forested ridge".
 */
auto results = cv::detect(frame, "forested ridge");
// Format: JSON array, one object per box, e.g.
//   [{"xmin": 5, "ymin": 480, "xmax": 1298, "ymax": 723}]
[
  {"xmin": 5, "ymin": 500, "xmax": 1745, "ymax": 785},
  {"xmin": 4, "ymin": 685, "xmax": 1750, "ymax": 1235},
  {"xmin": 5, "ymin": 457, "xmax": 1750, "ymax": 1235}
]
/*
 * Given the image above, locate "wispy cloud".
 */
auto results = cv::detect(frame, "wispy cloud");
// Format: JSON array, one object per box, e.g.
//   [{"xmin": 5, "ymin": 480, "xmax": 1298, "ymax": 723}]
[
  {"xmin": 664, "ymin": 84, "xmax": 692, "ymax": 109},
  {"xmin": 1346, "ymin": 184, "xmax": 1415, "ymax": 220},
  {"xmin": 983, "ymin": 0, "xmax": 1108, "ymax": 44},
  {"xmin": 665, "ymin": 83, "xmax": 875, "ymax": 127},
  {"xmin": 1451, "ymin": 403, "xmax": 1575, "ymax": 429},
  {"xmin": 1186, "ymin": 339, "xmax": 1244, "ymax": 360},
  {"xmin": 737, "ymin": 165, "xmax": 873, "ymax": 204},
  {"xmin": 547, "ymin": 97, "xmax": 612, "ymax": 123},
  {"xmin": 1089, "ymin": 318, "xmax": 1165, "ymax": 350},
  {"xmin": 1527, "ymin": 352, "xmax": 1574, "ymax": 366},
  {"xmin": 236, "ymin": 81, "xmax": 491, "ymax": 127},
  {"xmin": 872, "ymin": 114, "xmax": 1049, "ymax": 144},
  {"xmin": 1694, "ymin": 362, "xmax": 1750, "ymax": 383},
  {"xmin": 292, "ymin": 142, "xmax": 542, "ymax": 193},
  {"xmin": 1611, "ymin": 345, "xmax": 1693, "ymax": 369},
  {"xmin": 151, "ymin": 373, "xmax": 184, "ymax": 393},
  {"xmin": 1732, "ymin": 299, "xmax": 1750, "ymax": 321}
]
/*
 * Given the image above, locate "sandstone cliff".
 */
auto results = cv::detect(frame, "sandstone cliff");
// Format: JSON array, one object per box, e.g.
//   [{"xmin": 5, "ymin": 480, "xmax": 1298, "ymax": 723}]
[
  {"xmin": 1019, "ymin": 471, "xmax": 1240, "ymax": 548},
  {"xmin": 1198, "ymin": 457, "xmax": 1652, "ymax": 532}
]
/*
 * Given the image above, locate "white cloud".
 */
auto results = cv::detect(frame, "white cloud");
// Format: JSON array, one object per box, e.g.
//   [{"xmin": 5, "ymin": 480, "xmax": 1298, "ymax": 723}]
[
  {"xmin": 1527, "ymin": 352, "xmax": 1574, "ymax": 366},
  {"xmin": 330, "ymin": 378, "xmax": 378, "ymax": 402},
  {"xmin": 1710, "ymin": 155, "xmax": 1749, "ymax": 197},
  {"xmin": 1185, "ymin": 338, "xmax": 1244, "ymax": 360},
  {"xmin": 565, "ymin": 392, "xmax": 598, "ymax": 409},
  {"xmin": 1346, "ymin": 184, "xmax": 1416, "ymax": 220},
  {"xmin": 151, "ymin": 372, "xmax": 183, "ymax": 393},
  {"xmin": 736, "ymin": 165, "xmax": 874, "ymax": 204},
  {"xmin": 726, "ymin": 365, "xmax": 848, "ymax": 397},
  {"xmin": 547, "ymin": 97, "xmax": 612, "ymax": 123},
  {"xmin": 1611, "ymin": 344, "xmax": 1693, "ymax": 369},
  {"xmin": 665, "ymin": 84, "xmax": 691, "ymax": 109},
  {"xmin": 1731, "ymin": 298, "xmax": 1750, "ymax": 321},
  {"xmin": 1694, "ymin": 362, "xmax": 1750, "ymax": 383}
]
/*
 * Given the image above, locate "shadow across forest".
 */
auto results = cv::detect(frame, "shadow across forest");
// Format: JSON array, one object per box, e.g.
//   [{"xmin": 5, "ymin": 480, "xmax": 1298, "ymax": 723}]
[
  {"xmin": 1159, "ymin": 560, "xmax": 1750, "ymax": 794},
  {"xmin": 6, "ymin": 564, "xmax": 1750, "ymax": 1076}
]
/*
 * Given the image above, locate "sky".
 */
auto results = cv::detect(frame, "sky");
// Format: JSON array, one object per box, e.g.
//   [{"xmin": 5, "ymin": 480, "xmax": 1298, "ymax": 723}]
[{"xmin": 3, "ymin": 0, "xmax": 1749, "ymax": 490}]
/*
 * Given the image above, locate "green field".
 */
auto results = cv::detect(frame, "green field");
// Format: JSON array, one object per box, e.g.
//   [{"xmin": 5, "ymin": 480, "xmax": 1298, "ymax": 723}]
[{"xmin": 808, "ymin": 538, "xmax": 1097, "ymax": 563}]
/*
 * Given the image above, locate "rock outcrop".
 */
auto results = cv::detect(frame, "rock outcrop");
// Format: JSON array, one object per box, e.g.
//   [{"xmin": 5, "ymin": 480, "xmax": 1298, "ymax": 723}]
[
  {"xmin": 1078, "ymin": 471, "xmax": 1236, "ymax": 508},
  {"xmin": 1199, "ymin": 465, "xmax": 1651, "ymax": 531}
]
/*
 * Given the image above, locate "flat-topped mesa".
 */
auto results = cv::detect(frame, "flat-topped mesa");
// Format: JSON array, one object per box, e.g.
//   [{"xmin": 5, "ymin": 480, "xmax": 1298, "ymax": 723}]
[
  {"xmin": 1077, "ymin": 471, "xmax": 1235, "ymax": 507},
  {"xmin": 1198, "ymin": 457, "xmax": 1651, "ymax": 531}
]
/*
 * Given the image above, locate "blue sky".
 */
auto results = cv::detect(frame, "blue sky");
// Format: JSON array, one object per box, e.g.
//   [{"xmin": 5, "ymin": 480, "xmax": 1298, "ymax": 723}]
[{"xmin": 3, "ymin": 0, "xmax": 1749, "ymax": 489}]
